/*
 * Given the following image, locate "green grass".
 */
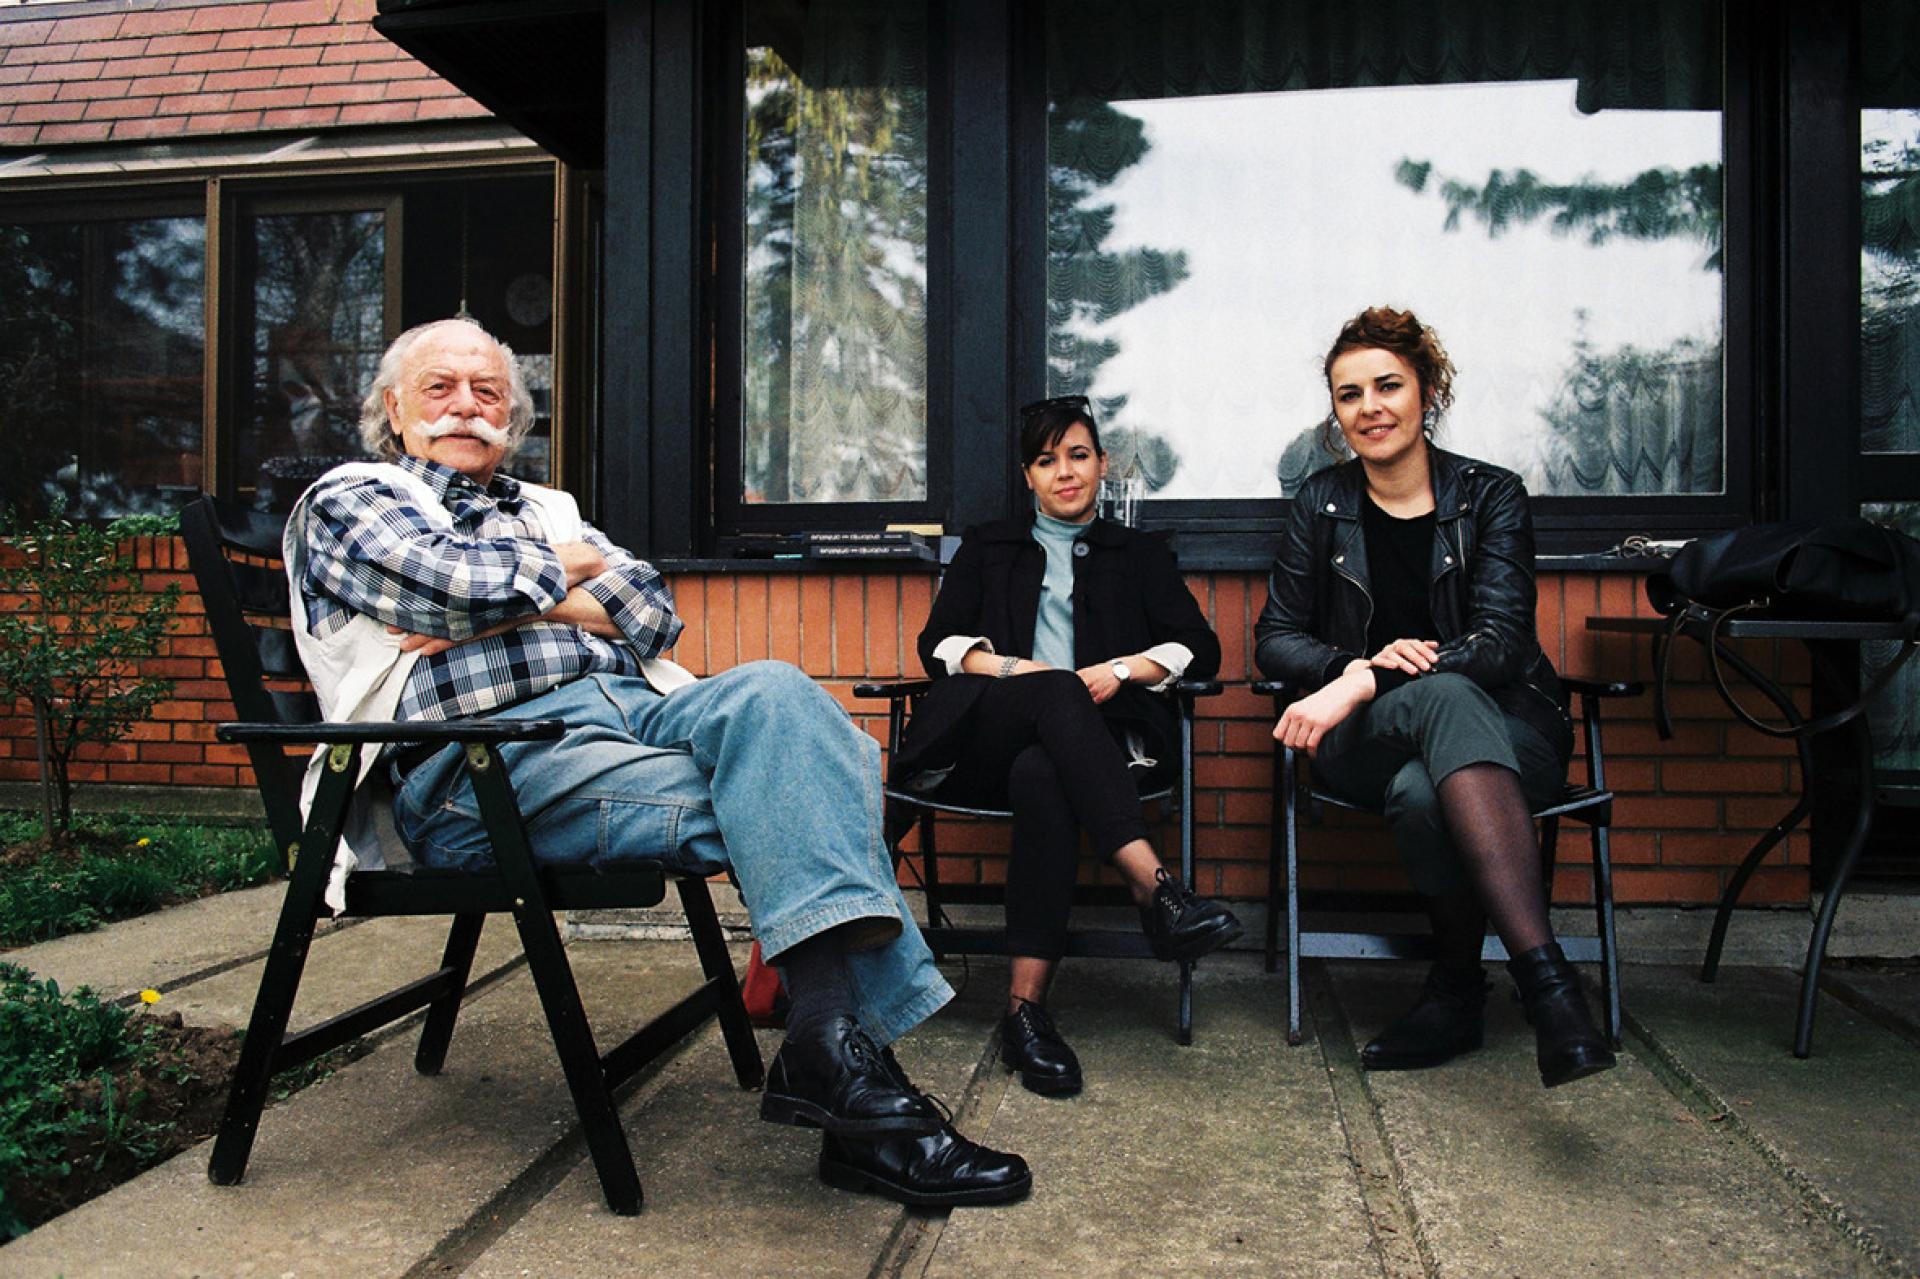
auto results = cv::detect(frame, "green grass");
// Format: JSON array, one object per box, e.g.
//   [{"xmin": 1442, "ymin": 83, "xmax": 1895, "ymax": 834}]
[{"xmin": 0, "ymin": 813, "xmax": 279, "ymax": 948}]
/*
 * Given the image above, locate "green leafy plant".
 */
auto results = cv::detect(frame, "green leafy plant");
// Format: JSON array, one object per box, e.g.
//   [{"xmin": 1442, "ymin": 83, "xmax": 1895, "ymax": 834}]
[
  {"xmin": 0, "ymin": 963, "xmax": 161, "ymax": 1240},
  {"xmin": 0, "ymin": 814, "xmax": 278, "ymax": 947},
  {"xmin": 0, "ymin": 501, "xmax": 181, "ymax": 841}
]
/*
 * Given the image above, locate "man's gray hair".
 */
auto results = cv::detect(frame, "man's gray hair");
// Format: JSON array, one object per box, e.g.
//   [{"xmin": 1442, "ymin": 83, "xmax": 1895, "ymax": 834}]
[{"xmin": 358, "ymin": 318, "xmax": 537, "ymax": 463}]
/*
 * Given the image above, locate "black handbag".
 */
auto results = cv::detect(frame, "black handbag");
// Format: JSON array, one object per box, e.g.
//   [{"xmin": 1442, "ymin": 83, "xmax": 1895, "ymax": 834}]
[{"xmin": 1644, "ymin": 519, "xmax": 1920, "ymax": 738}]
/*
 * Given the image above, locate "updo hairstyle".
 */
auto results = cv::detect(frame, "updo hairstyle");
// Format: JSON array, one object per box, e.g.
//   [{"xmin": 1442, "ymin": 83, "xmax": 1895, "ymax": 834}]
[{"xmin": 1317, "ymin": 306, "xmax": 1457, "ymax": 456}]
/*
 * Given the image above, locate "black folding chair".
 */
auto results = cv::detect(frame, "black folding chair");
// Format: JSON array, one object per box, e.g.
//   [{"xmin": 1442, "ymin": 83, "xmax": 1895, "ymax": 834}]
[
  {"xmin": 180, "ymin": 495, "xmax": 762, "ymax": 1216},
  {"xmin": 855, "ymin": 678, "xmax": 1223, "ymax": 1044},
  {"xmin": 1254, "ymin": 676, "xmax": 1638, "ymax": 1048}
]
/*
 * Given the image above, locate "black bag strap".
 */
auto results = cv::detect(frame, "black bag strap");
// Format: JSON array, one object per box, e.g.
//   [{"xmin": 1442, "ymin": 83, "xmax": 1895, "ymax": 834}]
[{"xmin": 1699, "ymin": 603, "xmax": 1920, "ymax": 738}]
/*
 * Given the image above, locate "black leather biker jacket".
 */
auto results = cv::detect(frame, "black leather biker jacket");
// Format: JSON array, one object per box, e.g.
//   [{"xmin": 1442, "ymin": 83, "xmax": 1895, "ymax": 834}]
[{"xmin": 1253, "ymin": 445, "xmax": 1570, "ymax": 755}]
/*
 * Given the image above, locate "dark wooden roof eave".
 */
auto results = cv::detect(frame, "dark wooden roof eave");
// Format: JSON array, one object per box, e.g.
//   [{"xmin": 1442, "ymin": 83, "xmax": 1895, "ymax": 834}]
[{"xmin": 373, "ymin": 0, "xmax": 607, "ymax": 168}]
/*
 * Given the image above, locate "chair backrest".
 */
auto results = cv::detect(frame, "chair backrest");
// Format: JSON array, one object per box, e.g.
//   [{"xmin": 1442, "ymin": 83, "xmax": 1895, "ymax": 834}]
[{"xmin": 179, "ymin": 495, "xmax": 319, "ymax": 859}]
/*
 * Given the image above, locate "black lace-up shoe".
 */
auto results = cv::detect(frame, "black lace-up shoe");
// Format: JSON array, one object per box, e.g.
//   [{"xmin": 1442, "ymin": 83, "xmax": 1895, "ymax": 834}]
[
  {"xmin": 760, "ymin": 1014, "xmax": 943, "ymax": 1136},
  {"xmin": 1000, "ymin": 1000, "xmax": 1083, "ymax": 1096},
  {"xmin": 1360, "ymin": 965, "xmax": 1489, "ymax": 1071},
  {"xmin": 820, "ymin": 1126, "xmax": 1032, "ymax": 1207},
  {"xmin": 1139, "ymin": 868, "xmax": 1243, "ymax": 962}
]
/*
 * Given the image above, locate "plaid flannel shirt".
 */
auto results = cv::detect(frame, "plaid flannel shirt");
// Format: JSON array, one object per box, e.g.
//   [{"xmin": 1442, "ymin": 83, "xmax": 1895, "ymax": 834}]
[{"xmin": 299, "ymin": 455, "xmax": 683, "ymax": 721}]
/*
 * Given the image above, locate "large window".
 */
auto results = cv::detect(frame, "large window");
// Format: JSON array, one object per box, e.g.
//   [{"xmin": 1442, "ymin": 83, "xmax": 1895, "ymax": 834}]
[
  {"xmin": 1043, "ymin": 0, "xmax": 1725, "ymax": 507},
  {"xmin": 0, "ymin": 209, "xmax": 205, "ymax": 518},
  {"xmin": 1859, "ymin": 0, "xmax": 1920, "ymax": 774},
  {"xmin": 0, "ymin": 164, "xmax": 561, "ymax": 518},
  {"xmin": 735, "ymin": 0, "xmax": 930, "ymax": 511}
]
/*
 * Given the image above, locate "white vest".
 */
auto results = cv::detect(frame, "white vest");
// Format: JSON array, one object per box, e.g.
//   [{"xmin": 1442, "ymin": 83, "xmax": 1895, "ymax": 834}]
[{"xmin": 283, "ymin": 461, "xmax": 694, "ymax": 912}]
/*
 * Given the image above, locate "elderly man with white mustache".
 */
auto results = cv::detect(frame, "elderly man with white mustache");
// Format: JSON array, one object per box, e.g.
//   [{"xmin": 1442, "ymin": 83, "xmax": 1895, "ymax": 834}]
[{"xmin": 284, "ymin": 317, "xmax": 1028, "ymax": 1208}]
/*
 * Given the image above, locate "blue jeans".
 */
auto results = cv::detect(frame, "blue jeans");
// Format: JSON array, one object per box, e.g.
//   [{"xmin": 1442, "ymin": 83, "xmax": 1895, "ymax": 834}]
[{"xmin": 391, "ymin": 662, "xmax": 952, "ymax": 1045}]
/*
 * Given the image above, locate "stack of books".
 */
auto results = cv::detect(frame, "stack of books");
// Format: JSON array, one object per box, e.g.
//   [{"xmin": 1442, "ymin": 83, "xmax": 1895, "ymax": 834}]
[{"xmin": 800, "ymin": 530, "xmax": 939, "ymax": 562}]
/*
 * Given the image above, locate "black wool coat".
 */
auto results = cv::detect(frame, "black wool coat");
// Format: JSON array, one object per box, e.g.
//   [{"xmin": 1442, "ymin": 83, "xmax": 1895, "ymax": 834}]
[{"xmin": 896, "ymin": 514, "xmax": 1221, "ymax": 780}]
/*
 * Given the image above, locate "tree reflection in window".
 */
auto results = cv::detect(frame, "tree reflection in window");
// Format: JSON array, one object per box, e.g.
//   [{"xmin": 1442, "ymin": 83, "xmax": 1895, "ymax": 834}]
[
  {"xmin": 1045, "ymin": 0, "xmax": 1724, "ymax": 501},
  {"xmin": 743, "ymin": 0, "xmax": 928, "ymax": 504},
  {"xmin": 238, "ymin": 209, "xmax": 386, "ymax": 511},
  {"xmin": 0, "ymin": 218, "xmax": 204, "ymax": 519}
]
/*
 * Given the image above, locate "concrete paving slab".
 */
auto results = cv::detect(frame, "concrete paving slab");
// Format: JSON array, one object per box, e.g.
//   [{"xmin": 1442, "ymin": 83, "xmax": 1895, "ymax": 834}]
[
  {"xmin": 1628, "ymin": 963, "xmax": 1920, "ymax": 1275},
  {"xmin": 462, "ymin": 955, "xmax": 995, "ymax": 1279},
  {"xmin": 0, "ymin": 942, "xmax": 724, "ymax": 1278},
  {"xmin": 1328, "ymin": 962, "xmax": 1883, "ymax": 1279},
  {"xmin": 921, "ymin": 955, "xmax": 1381, "ymax": 1279},
  {"xmin": 2, "ymin": 882, "xmax": 303, "ymax": 1002},
  {"xmin": 1822, "ymin": 964, "xmax": 1920, "ymax": 1044},
  {"xmin": 159, "ymin": 912, "xmax": 527, "ymax": 1035}
]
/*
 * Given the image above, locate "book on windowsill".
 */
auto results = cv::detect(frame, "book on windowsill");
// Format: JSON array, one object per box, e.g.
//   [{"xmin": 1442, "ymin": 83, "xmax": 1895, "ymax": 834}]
[{"xmin": 804, "ymin": 537, "xmax": 937, "ymax": 561}]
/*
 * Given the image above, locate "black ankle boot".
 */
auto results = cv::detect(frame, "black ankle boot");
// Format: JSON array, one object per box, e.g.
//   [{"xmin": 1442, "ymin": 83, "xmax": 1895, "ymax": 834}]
[
  {"xmin": 1506, "ymin": 942, "xmax": 1616, "ymax": 1088},
  {"xmin": 1360, "ymin": 964, "xmax": 1488, "ymax": 1071}
]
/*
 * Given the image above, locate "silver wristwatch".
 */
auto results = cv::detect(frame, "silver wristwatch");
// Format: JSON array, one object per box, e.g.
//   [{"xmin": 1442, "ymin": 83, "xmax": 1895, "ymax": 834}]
[{"xmin": 1110, "ymin": 661, "xmax": 1131, "ymax": 683}]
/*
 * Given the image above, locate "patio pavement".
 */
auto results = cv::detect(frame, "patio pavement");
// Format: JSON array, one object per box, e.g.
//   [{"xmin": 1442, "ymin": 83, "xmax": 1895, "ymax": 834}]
[{"xmin": 2, "ymin": 887, "xmax": 1915, "ymax": 1278}]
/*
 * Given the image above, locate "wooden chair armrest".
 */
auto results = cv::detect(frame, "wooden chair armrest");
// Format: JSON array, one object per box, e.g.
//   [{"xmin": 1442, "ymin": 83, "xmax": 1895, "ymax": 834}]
[{"xmin": 217, "ymin": 718, "xmax": 567, "ymax": 746}]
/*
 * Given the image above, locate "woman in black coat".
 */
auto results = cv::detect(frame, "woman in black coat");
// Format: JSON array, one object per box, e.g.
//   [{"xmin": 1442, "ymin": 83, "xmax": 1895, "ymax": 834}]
[
  {"xmin": 898, "ymin": 397, "xmax": 1240, "ymax": 1096},
  {"xmin": 1254, "ymin": 306, "xmax": 1613, "ymax": 1089}
]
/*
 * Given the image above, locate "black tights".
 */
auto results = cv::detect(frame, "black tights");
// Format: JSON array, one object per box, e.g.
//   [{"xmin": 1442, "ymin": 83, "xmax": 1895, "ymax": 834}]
[
  {"xmin": 932, "ymin": 671, "xmax": 1152, "ymax": 959},
  {"xmin": 1434, "ymin": 763, "xmax": 1553, "ymax": 959}
]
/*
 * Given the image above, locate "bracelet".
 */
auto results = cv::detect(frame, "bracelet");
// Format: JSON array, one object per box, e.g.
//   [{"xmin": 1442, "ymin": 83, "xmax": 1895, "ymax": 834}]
[{"xmin": 996, "ymin": 654, "xmax": 1019, "ymax": 678}]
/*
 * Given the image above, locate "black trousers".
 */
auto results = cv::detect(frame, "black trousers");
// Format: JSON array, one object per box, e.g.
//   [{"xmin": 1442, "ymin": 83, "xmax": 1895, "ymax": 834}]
[{"xmin": 930, "ymin": 670, "xmax": 1157, "ymax": 960}]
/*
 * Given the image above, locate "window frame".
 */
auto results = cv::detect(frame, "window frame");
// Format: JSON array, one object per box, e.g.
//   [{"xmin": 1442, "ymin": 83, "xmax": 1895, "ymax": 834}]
[
  {"xmin": 0, "ymin": 152, "xmax": 574, "ymax": 520},
  {"xmin": 0, "ymin": 186, "xmax": 212, "ymax": 514},
  {"xmin": 1012, "ymin": 0, "xmax": 1757, "ymax": 565},
  {"xmin": 706, "ymin": 0, "xmax": 952, "ymax": 548}
]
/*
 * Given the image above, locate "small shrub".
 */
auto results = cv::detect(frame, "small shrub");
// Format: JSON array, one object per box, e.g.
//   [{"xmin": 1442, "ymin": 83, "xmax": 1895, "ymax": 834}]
[{"xmin": 0, "ymin": 500, "xmax": 181, "ymax": 840}]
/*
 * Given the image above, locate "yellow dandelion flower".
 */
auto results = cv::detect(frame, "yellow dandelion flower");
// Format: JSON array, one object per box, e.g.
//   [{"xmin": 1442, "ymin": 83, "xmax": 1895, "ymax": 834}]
[
  {"xmin": 140, "ymin": 989, "xmax": 161, "ymax": 1005},
  {"xmin": 135, "ymin": 837, "xmax": 151, "ymax": 847}
]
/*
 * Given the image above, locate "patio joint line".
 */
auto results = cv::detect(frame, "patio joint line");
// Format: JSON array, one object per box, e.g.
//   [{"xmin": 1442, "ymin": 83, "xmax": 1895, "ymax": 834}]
[
  {"xmin": 1305, "ymin": 961, "xmax": 1434, "ymax": 1279},
  {"xmin": 1622, "ymin": 992, "xmax": 1913, "ymax": 1279},
  {"xmin": 396, "ymin": 997, "xmax": 704, "ymax": 1279},
  {"xmin": 871, "ymin": 1017, "xmax": 1017, "ymax": 1279}
]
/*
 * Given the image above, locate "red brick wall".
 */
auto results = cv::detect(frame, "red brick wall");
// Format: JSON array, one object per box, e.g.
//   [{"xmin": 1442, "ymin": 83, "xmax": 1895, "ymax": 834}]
[{"xmin": 0, "ymin": 541, "xmax": 1813, "ymax": 908}]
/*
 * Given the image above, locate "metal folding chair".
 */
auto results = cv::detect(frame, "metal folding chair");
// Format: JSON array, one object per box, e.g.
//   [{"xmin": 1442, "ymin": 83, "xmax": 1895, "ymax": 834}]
[{"xmin": 1254, "ymin": 676, "xmax": 1638, "ymax": 1047}]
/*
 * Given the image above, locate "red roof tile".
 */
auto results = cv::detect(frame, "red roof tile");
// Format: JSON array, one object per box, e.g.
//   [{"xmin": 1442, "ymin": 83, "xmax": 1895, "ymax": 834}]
[{"xmin": 0, "ymin": 1, "xmax": 492, "ymax": 149}]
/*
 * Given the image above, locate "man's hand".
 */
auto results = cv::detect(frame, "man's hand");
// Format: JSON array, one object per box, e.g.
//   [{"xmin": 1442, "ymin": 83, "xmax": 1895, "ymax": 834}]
[
  {"xmin": 1273, "ymin": 666, "xmax": 1375, "ymax": 756},
  {"xmin": 388, "ymin": 614, "xmax": 523, "ymax": 656},
  {"xmin": 554, "ymin": 540, "xmax": 609, "ymax": 587},
  {"xmin": 1370, "ymin": 637, "xmax": 1440, "ymax": 676},
  {"xmin": 386, "ymin": 588, "xmax": 623, "ymax": 655}
]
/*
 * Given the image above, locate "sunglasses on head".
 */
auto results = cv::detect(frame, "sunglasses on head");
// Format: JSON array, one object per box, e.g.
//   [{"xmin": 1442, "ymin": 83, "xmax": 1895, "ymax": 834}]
[{"xmin": 1018, "ymin": 394, "xmax": 1092, "ymax": 420}]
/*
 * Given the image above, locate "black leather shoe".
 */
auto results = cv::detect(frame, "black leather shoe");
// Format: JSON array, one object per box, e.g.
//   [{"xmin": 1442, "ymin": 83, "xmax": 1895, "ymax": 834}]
[
  {"xmin": 1000, "ymin": 1000, "xmax": 1083, "ymax": 1096},
  {"xmin": 1360, "ymin": 965, "xmax": 1488, "ymax": 1071},
  {"xmin": 1139, "ymin": 868, "xmax": 1243, "ymax": 961},
  {"xmin": 820, "ymin": 1126, "xmax": 1032, "ymax": 1207},
  {"xmin": 760, "ymin": 1014, "xmax": 943, "ymax": 1136},
  {"xmin": 1507, "ymin": 942, "xmax": 1617, "ymax": 1088}
]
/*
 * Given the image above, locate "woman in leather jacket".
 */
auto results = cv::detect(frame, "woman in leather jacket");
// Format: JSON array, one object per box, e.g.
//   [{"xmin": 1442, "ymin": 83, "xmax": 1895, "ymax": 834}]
[
  {"xmin": 1254, "ymin": 306, "xmax": 1614, "ymax": 1089},
  {"xmin": 897, "ymin": 397, "xmax": 1241, "ymax": 1097}
]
